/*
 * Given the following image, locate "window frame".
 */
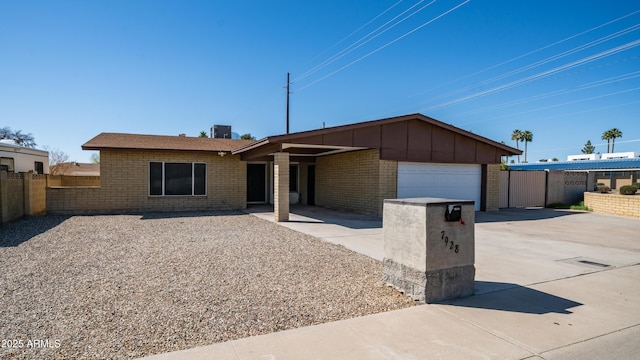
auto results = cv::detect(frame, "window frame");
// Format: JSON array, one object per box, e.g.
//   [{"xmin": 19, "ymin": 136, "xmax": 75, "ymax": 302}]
[
  {"xmin": 148, "ymin": 161, "xmax": 207, "ymax": 197},
  {"xmin": 1, "ymin": 157, "xmax": 15, "ymax": 172},
  {"xmin": 34, "ymin": 161, "xmax": 44, "ymax": 174}
]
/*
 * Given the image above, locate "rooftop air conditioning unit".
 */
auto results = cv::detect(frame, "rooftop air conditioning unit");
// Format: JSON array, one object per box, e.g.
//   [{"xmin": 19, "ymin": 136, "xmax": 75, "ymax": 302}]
[{"xmin": 212, "ymin": 125, "xmax": 232, "ymax": 139}]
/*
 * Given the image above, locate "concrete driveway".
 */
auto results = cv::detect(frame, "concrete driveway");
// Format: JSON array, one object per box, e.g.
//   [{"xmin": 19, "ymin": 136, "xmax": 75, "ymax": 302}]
[{"xmin": 145, "ymin": 206, "xmax": 640, "ymax": 360}]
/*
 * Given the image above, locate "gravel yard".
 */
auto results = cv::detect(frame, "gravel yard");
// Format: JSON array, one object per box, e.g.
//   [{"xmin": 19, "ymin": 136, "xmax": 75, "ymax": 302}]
[{"xmin": 0, "ymin": 212, "xmax": 414, "ymax": 359}]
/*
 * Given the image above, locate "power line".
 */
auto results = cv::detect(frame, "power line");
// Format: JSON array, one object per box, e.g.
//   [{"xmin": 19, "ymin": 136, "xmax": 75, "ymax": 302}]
[
  {"xmin": 294, "ymin": 0, "xmax": 407, "ymax": 83},
  {"xmin": 410, "ymin": 8, "xmax": 640, "ymax": 98},
  {"xmin": 423, "ymin": 24, "xmax": 640, "ymax": 105},
  {"xmin": 294, "ymin": 0, "xmax": 434, "ymax": 84},
  {"xmin": 296, "ymin": 0, "xmax": 471, "ymax": 92},
  {"xmin": 488, "ymin": 86, "xmax": 640, "ymax": 120},
  {"xmin": 504, "ymin": 99, "xmax": 640, "ymax": 124},
  {"xmin": 423, "ymin": 39, "xmax": 640, "ymax": 110},
  {"xmin": 455, "ymin": 70, "xmax": 640, "ymax": 117}
]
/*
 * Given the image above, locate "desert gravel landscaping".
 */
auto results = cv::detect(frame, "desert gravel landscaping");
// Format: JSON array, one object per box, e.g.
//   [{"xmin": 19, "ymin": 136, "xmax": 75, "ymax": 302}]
[{"xmin": 0, "ymin": 211, "xmax": 414, "ymax": 359}]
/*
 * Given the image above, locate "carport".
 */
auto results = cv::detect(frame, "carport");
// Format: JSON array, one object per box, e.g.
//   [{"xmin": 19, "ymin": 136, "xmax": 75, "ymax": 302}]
[{"xmin": 232, "ymin": 113, "xmax": 520, "ymax": 222}]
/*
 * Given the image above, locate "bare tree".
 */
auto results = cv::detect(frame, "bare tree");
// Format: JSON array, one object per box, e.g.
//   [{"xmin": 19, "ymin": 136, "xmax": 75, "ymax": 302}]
[
  {"xmin": 0, "ymin": 127, "xmax": 37, "ymax": 147},
  {"xmin": 13, "ymin": 130, "xmax": 37, "ymax": 147},
  {"xmin": 0, "ymin": 127, "xmax": 14, "ymax": 140},
  {"xmin": 44, "ymin": 146, "xmax": 73, "ymax": 175}
]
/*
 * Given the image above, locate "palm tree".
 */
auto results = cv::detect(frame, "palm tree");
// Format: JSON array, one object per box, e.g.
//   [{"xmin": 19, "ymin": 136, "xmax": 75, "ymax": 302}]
[
  {"xmin": 602, "ymin": 130, "xmax": 612, "ymax": 153},
  {"xmin": 511, "ymin": 129, "xmax": 523, "ymax": 163},
  {"xmin": 609, "ymin": 128, "xmax": 622, "ymax": 153},
  {"xmin": 521, "ymin": 130, "xmax": 533, "ymax": 163}
]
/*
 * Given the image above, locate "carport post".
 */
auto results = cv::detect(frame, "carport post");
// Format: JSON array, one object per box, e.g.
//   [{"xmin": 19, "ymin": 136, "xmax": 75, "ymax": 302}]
[{"xmin": 274, "ymin": 152, "xmax": 290, "ymax": 222}]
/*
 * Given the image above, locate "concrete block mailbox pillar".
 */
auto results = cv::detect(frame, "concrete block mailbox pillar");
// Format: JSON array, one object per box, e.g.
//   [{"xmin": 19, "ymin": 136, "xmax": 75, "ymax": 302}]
[{"xmin": 383, "ymin": 198, "xmax": 475, "ymax": 303}]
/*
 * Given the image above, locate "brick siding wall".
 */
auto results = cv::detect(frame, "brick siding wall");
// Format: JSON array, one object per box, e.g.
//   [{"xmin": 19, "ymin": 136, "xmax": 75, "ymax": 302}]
[
  {"xmin": 485, "ymin": 164, "xmax": 500, "ymax": 211},
  {"xmin": 316, "ymin": 149, "xmax": 395, "ymax": 217},
  {"xmin": 378, "ymin": 159, "xmax": 398, "ymax": 215},
  {"xmin": 47, "ymin": 150, "xmax": 246, "ymax": 214},
  {"xmin": 584, "ymin": 192, "xmax": 640, "ymax": 218}
]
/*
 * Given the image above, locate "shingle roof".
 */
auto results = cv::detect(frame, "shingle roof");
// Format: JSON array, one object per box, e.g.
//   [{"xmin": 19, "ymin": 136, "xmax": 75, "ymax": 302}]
[{"xmin": 82, "ymin": 133, "xmax": 256, "ymax": 152}]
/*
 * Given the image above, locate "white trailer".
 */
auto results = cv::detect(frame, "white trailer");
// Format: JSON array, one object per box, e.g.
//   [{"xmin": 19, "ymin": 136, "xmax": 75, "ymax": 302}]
[{"xmin": 0, "ymin": 140, "xmax": 49, "ymax": 174}]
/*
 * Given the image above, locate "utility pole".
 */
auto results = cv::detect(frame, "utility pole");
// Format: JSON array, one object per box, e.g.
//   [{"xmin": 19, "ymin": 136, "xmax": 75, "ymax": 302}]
[{"xmin": 285, "ymin": 72, "xmax": 291, "ymax": 134}]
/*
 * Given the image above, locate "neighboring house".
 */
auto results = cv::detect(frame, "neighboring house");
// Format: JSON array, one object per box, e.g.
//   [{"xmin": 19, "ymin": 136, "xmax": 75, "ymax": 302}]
[
  {"xmin": 0, "ymin": 140, "xmax": 49, "ymax": 174},
  {"xmin": 51, "ymin": 162, "xmax": 100, "ymax": 176},
  {"xmin": 48, "ymin": 113, "xmax": 521, "ymax": 216}
]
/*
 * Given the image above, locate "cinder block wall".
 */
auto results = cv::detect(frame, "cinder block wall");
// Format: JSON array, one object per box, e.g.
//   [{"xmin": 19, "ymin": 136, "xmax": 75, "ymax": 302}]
[
  {"xmin": 0, "ymin": 172, "xmax": 25, "ymax": 224},
  {"xmin": 47, "ymin": 150, "xmax": 247, "ymax": 214},
  {"xmin": 584, "ymin": 192, "xmax": 640, "ymax": 218},
  {"xmin": 485, "ymin": 164, "xmax": 500, "ymax": 211},
  {"xmin": 378, "ymin": 159, "xmax": 398, "ymax": 215},
  {"xmin": 545, "ymin": 170, "xmax": 565, "ymax": 206},
  {"xmin": 46, "ymin": 175, "xmax": 101, "ymax": 187},
  {"xmin": 316, "ymin": 149, "xmax": 396, "ymax": 217},
  {"xmin": 25, "ymin": 173, "xmax": 47, "ymax": 215}
]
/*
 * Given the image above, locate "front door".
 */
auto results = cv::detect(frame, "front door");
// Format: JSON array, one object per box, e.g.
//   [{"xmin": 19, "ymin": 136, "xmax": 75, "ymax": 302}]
[{"xmin": 247, "ymin": 163, "xmax": 267, "ymax": 203}]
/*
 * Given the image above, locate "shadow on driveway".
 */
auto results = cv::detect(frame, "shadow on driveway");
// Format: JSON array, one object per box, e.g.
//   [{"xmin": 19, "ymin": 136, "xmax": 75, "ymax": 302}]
[
  {"xmin": 246, "ymin": 204, "xmax": 382, "ymax": 230},
  {"xmin": 441, "ymin": 281, "xmax": 583, "ymax": 315},
  {"xmin": 0, "ymin": 215, "xmax": 70, "ymax": 247},
  {"xmin": 476, "ymin": 208, "xmax": 589, "ymax": 223}
]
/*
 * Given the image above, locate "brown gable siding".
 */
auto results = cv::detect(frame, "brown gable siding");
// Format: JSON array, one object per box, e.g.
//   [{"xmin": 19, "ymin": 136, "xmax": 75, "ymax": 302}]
[
  {"xmin": 454, "ymin": 135, "xmax": 477, "ymax": 163},
  {"xmin": 353, "ymin": 126, "xmax": 381, "ymax": 148},
  {"xmin": 476, "ymin": 142, "xmax": 500, "ymax": 163},
  {"xmin": 406, "ymin": 120, "xmax": 431, "ymax": 162},
  {"xmin": 233, "ymin": 113, "xmax": 520, "ymax": 162}
]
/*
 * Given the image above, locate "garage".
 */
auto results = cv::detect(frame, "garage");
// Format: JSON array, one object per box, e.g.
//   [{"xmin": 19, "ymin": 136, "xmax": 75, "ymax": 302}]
[{"xmin": 397, "ymin": 162, "xmax": 482, "ymax": 211}]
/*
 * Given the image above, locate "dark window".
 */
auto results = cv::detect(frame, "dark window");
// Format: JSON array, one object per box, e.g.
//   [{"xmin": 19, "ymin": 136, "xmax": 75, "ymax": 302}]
[
  {"xmin": 1, "ymin": 157, "xmax": 14, "ymax": 172},
  {"xmin": 149, "ymin": 162, "xmax": 206, "ymax": 196},
  {"xmin": 289, "ymin": 164, "xmax": 299, "ymax": 192},
  {"xmin": 165, "ymin": 163, "xmax": 192, "ymax": 195},
  {"xmin": 34, "ymin": 161, "xmax": 44, "ymax": 174},
  {"xmin": 194, "ymin": 163, "xmax": 206, "ymax": 195},
  {"xmin": 149, "ymin": 162, "xmax": 163, "ymax": 195}
]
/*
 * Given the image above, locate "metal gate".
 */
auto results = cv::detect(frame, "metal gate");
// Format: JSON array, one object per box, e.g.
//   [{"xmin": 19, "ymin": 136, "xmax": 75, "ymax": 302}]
[{"xmin": 499, "ymin": 171, "xmax": 547, "ymax": 208}]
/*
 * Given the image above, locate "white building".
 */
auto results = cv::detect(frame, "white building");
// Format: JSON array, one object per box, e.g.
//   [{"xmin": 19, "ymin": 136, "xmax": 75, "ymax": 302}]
[
  {"xmin": 567, "ymin": 154, "xmax": 600, "ymax": 161},
  {"xmin": 601, "ymin": 152, "xmax": 639, "ymax": 160},
  {"xmin": 0, "ymin": 140, "xmax": 49, "ymax": 174}
]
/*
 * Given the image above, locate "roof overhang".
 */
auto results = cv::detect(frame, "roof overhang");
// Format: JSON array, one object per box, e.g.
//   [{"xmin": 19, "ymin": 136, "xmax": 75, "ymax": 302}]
[{"xmin": 233, "ymin": 140, "xmax": 368, "ymax": 161}]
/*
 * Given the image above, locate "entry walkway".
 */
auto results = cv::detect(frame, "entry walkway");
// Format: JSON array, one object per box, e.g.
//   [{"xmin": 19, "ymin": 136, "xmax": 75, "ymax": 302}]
[
  {"xmin": 143, "ymin": 207, "xmax": 640, "ymax": 360},
  {"xmin": 245, "ymin": 205, "xmax": 385, "ymax": 260}
]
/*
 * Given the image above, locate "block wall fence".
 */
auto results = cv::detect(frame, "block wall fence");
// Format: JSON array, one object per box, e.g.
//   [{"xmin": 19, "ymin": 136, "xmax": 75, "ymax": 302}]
[
  {"xmin": 584, "ymin": 192, "xmax": 640, "ymax": 218},
  {"xmin": 0, "ymin": 172, "xmax": 47, "ymax": 225}
]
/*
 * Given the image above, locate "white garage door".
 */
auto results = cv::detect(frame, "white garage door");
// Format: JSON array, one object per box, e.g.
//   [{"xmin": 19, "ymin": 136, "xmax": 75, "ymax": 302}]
[{"xmin": 397, "ymin": 162, "xmax": 482, "ymax": 211}]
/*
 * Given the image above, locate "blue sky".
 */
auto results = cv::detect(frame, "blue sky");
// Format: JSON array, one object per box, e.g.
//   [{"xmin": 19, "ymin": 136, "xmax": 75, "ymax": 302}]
[{"xmin": 1, "ymin": 0, "xmax": 639, "ymax": 163}]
